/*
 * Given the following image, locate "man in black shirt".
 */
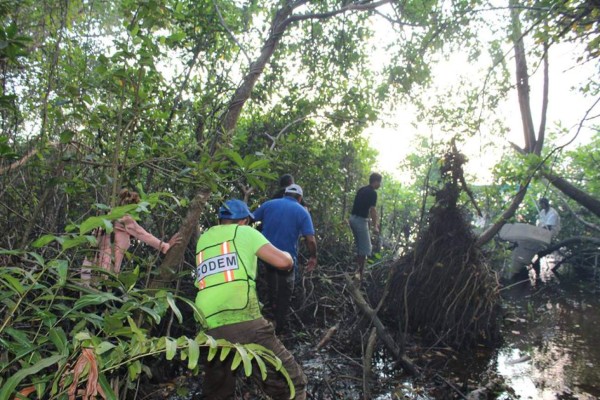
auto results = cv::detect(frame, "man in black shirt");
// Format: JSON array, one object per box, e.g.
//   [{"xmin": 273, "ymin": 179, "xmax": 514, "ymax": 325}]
[
  {"xmin": 272, "ymin": 173, "xmax": 307, "ymax": 208},
  {"xmin": 271, "ymin": 174, "xmax": 294, "ymax": 199},
  {"xmin": 349, "ymin": 173, "xmax": 382, "ymax": 281}
]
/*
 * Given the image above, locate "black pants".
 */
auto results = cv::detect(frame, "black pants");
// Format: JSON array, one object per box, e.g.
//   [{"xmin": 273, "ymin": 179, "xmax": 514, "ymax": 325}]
[{"xmin": 258, "ymin": 261, "xmax": 294, "ymax": 333}]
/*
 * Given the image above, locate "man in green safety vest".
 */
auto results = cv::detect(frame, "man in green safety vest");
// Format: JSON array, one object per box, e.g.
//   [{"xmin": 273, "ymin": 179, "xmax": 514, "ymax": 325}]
[{"xmin": 194, "ymin": 199, "xmax": 307, "ymax": 399}]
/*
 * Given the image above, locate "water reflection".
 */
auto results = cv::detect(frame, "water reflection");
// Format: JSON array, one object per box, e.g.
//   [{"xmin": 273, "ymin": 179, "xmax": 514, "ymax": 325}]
[{"xmin": 497, "ymin": 274, "xmax": 600, "ymax": 399}]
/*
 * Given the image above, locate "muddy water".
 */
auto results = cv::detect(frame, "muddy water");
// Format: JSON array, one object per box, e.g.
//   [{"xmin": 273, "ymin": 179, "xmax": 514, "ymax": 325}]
[
  {"xmin": 494, "ymin": 269, "xmax": 600, "ymax": 399},
  {"xmin": 425, "ymin": 264, "xmax": 600, "ymax": 400},
  {"xmin": 374, "ymin": 266, "xmax": 600, "ymax": 399}
]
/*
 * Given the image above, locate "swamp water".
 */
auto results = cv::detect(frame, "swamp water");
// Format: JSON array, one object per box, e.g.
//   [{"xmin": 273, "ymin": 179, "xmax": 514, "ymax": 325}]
[
  {"xmin": 429, "ymin": 264, "xmax": 600, "ymax": 400},
  {"xmin": 493, "ymin": 267, "xmax": 600, "ymax": 399},
  {"xmin": 371, "ymin": 262, "xmax": 600, "ymax": 400}
]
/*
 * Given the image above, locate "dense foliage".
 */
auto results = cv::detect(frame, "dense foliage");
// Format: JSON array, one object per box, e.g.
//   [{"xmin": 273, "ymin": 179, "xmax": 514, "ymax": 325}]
[{"xmin": 1, "ymin": 0, "xmax": 599, "ymax": 398}]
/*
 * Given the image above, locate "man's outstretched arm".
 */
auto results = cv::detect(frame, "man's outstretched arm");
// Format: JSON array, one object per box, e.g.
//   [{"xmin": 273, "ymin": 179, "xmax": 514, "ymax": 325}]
[{"xmin": 257, "ymin": 243, "xmax": 293, "ymax": 271}]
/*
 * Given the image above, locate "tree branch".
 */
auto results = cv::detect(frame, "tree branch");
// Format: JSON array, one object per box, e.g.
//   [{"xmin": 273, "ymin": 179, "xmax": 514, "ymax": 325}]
[
  {"xmin": 534, "ymin": 42, "xmax": 549, "ymax": 155},
  {"xmin": 286, "ymin": 0, "xmax": 393, "ymax": 24},
  {"xmin": 476, "ymin": 177, "xmax": 532, "ymax": 246},
  {"xmin": 556, "ymin": 193, "xmax": 600, "ymax": 232},
  {"xmin": 0, "ymin": 144, "xmax": 50, "ymax": 175},
  {"xmin": 509, "ymin": 0, "xmax": 537, "ymax": 152},
  {"xmin": 542, "ymin": 170, "xmax": 600, "ymax": 218},
  {"xmin": 344, "ymin": 274, "xmax": 419, "ymax": 376},
  {"xmin": 212, "ymin": 0, "xmax": 252, "ymax": 65},
  {"xmin": 269, "ymin": 116, "xmax": 309, "ymax": 150}
]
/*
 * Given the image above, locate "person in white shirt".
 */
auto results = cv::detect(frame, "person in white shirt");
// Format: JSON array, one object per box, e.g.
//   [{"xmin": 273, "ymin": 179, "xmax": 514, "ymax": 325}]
[{"xmin": 537, "ymin": 197, "xmax": 560, "ymax": 236}]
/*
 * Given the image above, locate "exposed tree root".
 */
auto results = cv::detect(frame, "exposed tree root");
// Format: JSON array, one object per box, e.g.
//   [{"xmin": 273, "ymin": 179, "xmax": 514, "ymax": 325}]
[
  {"xmin": 344, "ymin": 273, "xmax": 419, "ymax": 375},
  {"xmin": 384, "ymin": 144, "xmax": 501, "ymax": 349}
]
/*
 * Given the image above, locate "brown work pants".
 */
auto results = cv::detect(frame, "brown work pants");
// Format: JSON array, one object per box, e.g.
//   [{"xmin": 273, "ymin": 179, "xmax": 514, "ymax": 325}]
[{"xmin": 203, "ymin": 318, "xmax": 307, "ymax": 399}]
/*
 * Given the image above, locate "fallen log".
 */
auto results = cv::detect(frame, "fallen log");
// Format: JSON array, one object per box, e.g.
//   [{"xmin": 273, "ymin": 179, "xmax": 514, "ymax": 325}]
[
  {"xmin": 363, "ymin": 327, "xmax": 377, "ymax": 400},
  {"xmin": 530, "ymin": 236, "xmax": 600, "ymax": 274},
  {"xmin": 316, "ymin": 323, "xmax": 339, "ymax": 351},
  {"xmin": 344, "ymin": 273, "xmax": 419, "ymax": 376},
  {"xmin": 537, "ymin": 236, "xmax": 600, "ymax": 259}
]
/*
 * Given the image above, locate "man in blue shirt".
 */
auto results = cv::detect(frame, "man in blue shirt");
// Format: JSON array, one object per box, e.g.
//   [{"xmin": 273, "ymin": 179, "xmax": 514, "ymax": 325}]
[{"xmin": 253, "ymin": 184, "xmax": 317, "ymax": 333}]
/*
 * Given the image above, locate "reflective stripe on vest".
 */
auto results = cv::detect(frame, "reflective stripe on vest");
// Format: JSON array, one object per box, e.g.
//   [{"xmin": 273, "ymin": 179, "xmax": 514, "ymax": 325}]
[
  {"xmin": 196, "ymin": 240, "xmax": 236, "ymax": 290},
  {"xmin": 221, "ymin": 241, "xmax": 234, "ymax": 282},
  {"xmin": 196, "ymin": 251, "xmax": 206, "ymax": 289}
]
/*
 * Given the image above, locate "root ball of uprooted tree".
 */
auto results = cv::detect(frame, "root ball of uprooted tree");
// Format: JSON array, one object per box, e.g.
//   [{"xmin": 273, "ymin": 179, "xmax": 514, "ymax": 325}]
[{"xmin": 385, "ymin": 145, "xmax": 501, "ymax": 349}]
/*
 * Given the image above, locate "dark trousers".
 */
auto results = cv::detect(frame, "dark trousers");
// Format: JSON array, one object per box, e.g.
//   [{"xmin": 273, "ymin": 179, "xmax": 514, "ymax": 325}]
[
  {"xmin": 258, "ymin": 261, "xmax": 294, "ymax": 333},
  {"xmin": 203, "ymin": 318, "xmax": 307, "ymax": 399}
]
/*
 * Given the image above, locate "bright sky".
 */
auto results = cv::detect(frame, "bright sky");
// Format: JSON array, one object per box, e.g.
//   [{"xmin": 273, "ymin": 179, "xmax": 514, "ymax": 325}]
[{"xmin": 365, "ymin": 15, "xmax": 598, "ymax": 185}]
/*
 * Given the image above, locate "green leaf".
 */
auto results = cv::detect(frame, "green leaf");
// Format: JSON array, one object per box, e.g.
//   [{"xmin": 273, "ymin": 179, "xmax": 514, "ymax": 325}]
[
  {"xmin": 48, "ymin": 259, "xmax": 68, "ymax": 286},
  {"xmin": 231, "ymin": 351, "xmax": 242, "ymax": 371},
  {"xmin": 207, "ymin": 341, "xmax": 218, "ymax": 362},
  {"xmin": 109, "ymin": 204, "xmax": 142, "ymax": 219},
  {"xmin": 224, "ymin": 149, "xmax": 244, "ymax": 168},
  {"xmin": 59, "ymin": 130, "xmax": 75, "ymax": 144},
  {"xmin": 27, "ymin": 252, "xmax": 45, "ymax": 266},
  {"xmin": 139, "ymin": 306, "xmax": 161, "ymax": 324},
  {"xmin": 234, "ymin": 344, "xmax": 252, "ymax": 377},
  {"xmin": 74, "ymin": 293, "xmax": 121, "ymax": 310},
  {"xmin": 166, "ymin": 292, "xmax": 182, "ymax": 323},
  {"xmin": 80, "ymin": 216, "xmax": 112, "ymax": 235},
  {"xmin": 95, "ymin": 341, "xmax": 116, "ymax": 355},
  {"xmin": 203, "ymin": 333, "xmax": 217, "ymax": 349},
  {"xmin": 0, "ymin": 355, "xmax": 66, "ymax": 400},
  {"xmin": 94, "ymin": 203, "xmax": 110, "ymax": 211},
  {"xmin": 248, "ymin": 159, "xmax": 270, "ymax": 170},
  {"xmin": 0, "ymin": 274, "xmax": 25, "ymax": 295},
  {"xmin": 219, "ymin": 346, "xmax": 232, "ymax": 362},
  {"xmin": 0, "ymin": 249, "xmax": 21, "ymax": 256},
  {"xmin": 165, "ymin": 337, "xmax": 177, "ymax": 360},
  {"xmin": 168, "ymin": 31, "xmax": 186, "ymax": 42},
  {"xmin": 32, "ymin": 234, "xmax": 57, "ymax": 248},
  {"xmin": 127, "ymin": 316, "xmax": 145, "ymax": 337},
  {"xmin": 175, "ymin": 295, "xmax": 206, "ymax": 327},
  {"xmin": 246, "ymin": 347, "xmax": 268, "ymax": 380},
  {"xmin": 279, "ymin": 363, "xmax": 295, "ymax": 398},
  {"xmin": 48, "ymin": 328, "xmax": 68, "ymax": 355},
  {"xmin": 98, "ymin": 374, "xmax": 117, "ymax": 400},
  {"xmin": 74, "ymin": 331, "xmax": 91, "ymax": 342},
  {"xmin": 127, "ymin": 360, "xmax": 142, "ymax": 380},
  {"xmin": 118, "ymin": 269, "xmax": 138, "ymax": 292},
  {"xmin": 103, "ymin": 315, "xmax": 123, "ymax": 335},
  {"xmin": 5, "ymin": 327, "xmax": 31, "ymax": 347},
  {"xmin": 61, "ymin": 235, "xmax": 90, "ymax": 250},
  {"xmin": 187, "ymin": 337, "xmax": 199, "ymax": 370},
  {"xmin": 34, "ymin": 382, "xmax": 45, "ymax": 399}
]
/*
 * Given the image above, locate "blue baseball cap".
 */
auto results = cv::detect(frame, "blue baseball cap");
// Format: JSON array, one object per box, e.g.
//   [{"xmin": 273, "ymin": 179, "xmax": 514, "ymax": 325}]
[{"xmin": 218, "ymin": 199, "xmax": 254, "ymax": 220}]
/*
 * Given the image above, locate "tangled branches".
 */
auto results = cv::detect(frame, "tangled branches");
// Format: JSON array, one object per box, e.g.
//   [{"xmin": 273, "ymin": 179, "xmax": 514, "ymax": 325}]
[{"xmin": 386, "ymin": 145, "xmax": 501, "ymax": 349}]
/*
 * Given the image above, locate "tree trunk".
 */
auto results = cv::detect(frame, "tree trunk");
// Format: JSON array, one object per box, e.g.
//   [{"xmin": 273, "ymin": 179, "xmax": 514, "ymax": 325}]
[
  {"xmin": 478, "ymin": 2, "xmax": 551, "ymax": 246},
  {"xmin": 151, "ymin": 189, "xmax": 210, "ymax": 286},
  {"xmin": 543, "ymin": 171, "xmax": 600, "ymax": 218},
  {"xmin": 155, "ymin": 3, "xmax": 297, "ymax": 284},
  {"xmin": 509, "ymin": 0, "xmax": 537, "ymax": 154},
  {"xmin": 156, "ymin": 0, "xmax": 392, "ymax": 284},
  {"xmin": 476, "ymin": 182, "xmax": 530, "ymax": 246}
]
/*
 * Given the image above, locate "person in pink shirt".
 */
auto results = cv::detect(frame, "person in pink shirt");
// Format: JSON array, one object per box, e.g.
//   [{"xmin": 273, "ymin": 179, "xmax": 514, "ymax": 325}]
[{"xmin": 82, "ymin": 189, "xmax": 181, "ymax": 280}]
